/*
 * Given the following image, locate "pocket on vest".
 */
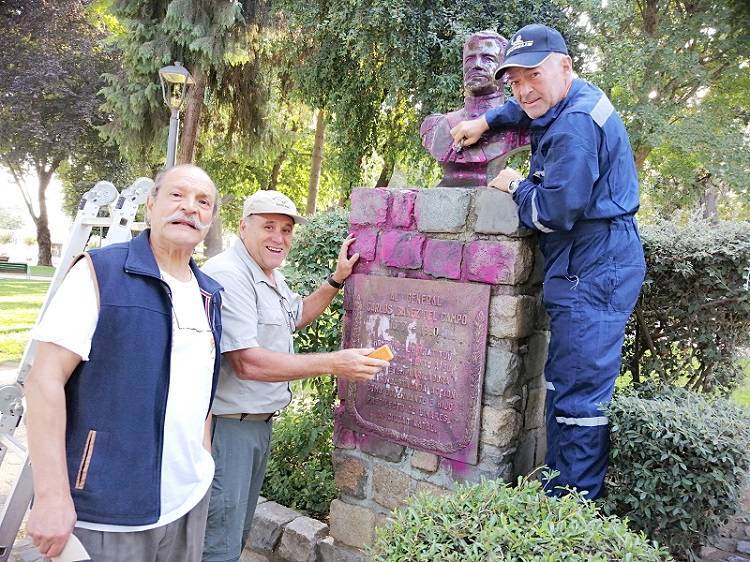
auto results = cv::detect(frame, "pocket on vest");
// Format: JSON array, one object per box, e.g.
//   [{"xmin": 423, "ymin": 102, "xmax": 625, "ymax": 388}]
[{"xmin": 74, "ymin": 429, "xmax": 109, "ymax": 490}]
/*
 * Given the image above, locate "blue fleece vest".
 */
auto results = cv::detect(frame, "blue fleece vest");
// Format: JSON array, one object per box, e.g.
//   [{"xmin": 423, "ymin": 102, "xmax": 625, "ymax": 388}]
[{"xmin": 64, "ymin": 230, "xmax": 222, "ymax": 525}]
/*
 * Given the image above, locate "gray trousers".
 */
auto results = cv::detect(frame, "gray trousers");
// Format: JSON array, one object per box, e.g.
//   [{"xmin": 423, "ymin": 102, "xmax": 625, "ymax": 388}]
[
  {"xmin": 202, "ymin": 416, "xmax": 273, "ymax": 562},
  {"xmin": 73, "ymin": 491, "xmax": 210, "ymax": 562}
]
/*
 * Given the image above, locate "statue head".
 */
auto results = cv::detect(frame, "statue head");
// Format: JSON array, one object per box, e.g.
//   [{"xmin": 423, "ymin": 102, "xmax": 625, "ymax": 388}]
[{"xmin": 462, "ymin": 31, "xmax": 507, "ymax": 97}]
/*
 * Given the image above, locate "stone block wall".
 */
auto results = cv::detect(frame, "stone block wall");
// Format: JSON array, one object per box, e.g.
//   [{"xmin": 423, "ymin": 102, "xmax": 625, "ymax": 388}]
[{"xmin": 330, "ymin": 186, "xmax": 549, "ymax": 558}]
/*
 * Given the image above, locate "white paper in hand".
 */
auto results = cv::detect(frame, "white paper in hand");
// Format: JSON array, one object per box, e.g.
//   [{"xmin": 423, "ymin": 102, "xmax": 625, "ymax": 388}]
[{"xmin": 52, "ymin": 534, "xmax": 90, "ymax": 562}]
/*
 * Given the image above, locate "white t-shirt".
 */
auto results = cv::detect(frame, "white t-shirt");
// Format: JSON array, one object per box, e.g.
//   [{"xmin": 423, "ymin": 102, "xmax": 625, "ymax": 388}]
[{"xmin": 31, "ymin": 259, "xmax": 216, "ymax": 532}]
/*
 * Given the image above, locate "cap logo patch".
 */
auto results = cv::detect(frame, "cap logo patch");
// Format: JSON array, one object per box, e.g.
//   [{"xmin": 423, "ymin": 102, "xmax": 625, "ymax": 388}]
[
  {"xmin": 506, "ymin": 35, "xmax": 534, "ymax": 55},
  {"xmin": 269, "ymin": 193, "xmax": 293, "ymax": 209}
]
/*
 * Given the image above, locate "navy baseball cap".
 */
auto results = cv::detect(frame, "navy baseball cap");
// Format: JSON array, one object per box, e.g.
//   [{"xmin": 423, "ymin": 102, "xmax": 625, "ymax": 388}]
[{"xmin": 495, "ymin": 24, "xmax": 569, "ymax": 79}]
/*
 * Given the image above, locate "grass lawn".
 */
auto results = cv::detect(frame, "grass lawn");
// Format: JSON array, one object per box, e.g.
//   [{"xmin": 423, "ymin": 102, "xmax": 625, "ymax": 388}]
[
  {"xmin": 29, "ymin": 265, "xmax": 55, "ymax": 277},
  {"xmin": 0, "ymin": 279, "xmax": 50, "ymax": 364}
]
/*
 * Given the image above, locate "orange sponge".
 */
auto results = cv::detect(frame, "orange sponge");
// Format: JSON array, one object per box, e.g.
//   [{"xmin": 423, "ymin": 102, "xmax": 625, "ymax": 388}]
[{"xmin": 368, "ymin": 344, "xmax": 394, "ymax": 361}]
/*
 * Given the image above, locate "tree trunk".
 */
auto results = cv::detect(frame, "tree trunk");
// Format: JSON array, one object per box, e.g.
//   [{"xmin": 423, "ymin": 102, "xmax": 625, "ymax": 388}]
[
  {"xmin": 35, "ymin": 170, "xmax": 53, "ymax": 266},
  {"xmin": 642, "ymin": 0, "xmax": 658, "ymax": 35},
  {"xmin": 203, "ymin": 213, "xmax": 224, "ymax": 258},
  {"xmin": 701, "ymin": 178, "xmax": 719, "ymax": 222},
  {"xmin": 178, "ymin": 66, "xmax": 206, "ymax": 165},
  {"xmin": 267, "ymin": 152, "xmax": 286, "ymax": 191},
  {"xmin": 634, "ymin": 146, "xmax": 651, "ymax": 171},
  {"xmin": 375, "ymin": 158, "xmax": 394, "ymax": 187},
  {"xmin": 306, "ymin": 109, "xmax": 326, "ymax": 215}
]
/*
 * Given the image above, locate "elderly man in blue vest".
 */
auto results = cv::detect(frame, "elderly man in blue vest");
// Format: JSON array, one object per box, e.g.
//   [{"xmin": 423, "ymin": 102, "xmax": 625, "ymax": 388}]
[
  {"xmin": 24, "ymin": 164, "xmax": 223, "ymax": 561},
  {"xmin": 201, "ymin": 191, "xmax": 389, "ymax": 562},
  {"xmin": 451, "ymin": 24, "xmax": 646, "ymax": 499}
]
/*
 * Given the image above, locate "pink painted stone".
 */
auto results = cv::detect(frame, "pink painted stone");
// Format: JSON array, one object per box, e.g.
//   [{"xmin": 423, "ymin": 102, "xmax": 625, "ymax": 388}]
[
  {"xmin": 352, "ymin": 259, "xmax": 385, "ymax": 276},
  {"xmin": 463, "ymin": 240, "xmax": 515, "ymax": 284},
  {"xmin": 423, "ymin": 239, "xmax": 464, "ymax": 280},
  {"xmin": 333, "ymin": 418, "xmax": 357, "ymax": 450},
  {"xmin": 389, "ymin": 190, "xmax": 417, "ymax": 228},
  {"xmin": 349, "ymin": 228, "xmax": 378, "ymax": 261},
  {"xmin": 379, "ymin": 230, "xmax": 425, "ymax": 269},
  {"xmin": 400, "ymin": 270, "xmax": 433, "ymax": 280},
  {"xmin": 350, "ymin": 188, "xmax": 390, "ymax": 226}
]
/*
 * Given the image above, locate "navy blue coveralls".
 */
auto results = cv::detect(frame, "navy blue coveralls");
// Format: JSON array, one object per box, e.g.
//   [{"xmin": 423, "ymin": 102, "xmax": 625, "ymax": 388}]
[{"xmin": 485, "ymin": 78, "xmax": 646, "ymax": 498}]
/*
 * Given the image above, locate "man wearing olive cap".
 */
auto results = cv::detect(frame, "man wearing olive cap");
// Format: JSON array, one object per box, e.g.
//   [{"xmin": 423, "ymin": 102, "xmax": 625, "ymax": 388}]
[
  {"xmin": 451, "ymin": 24, "xmax": 646, "ymax": 499},
  {"xmin": 200, "ymin": 190, "xmax": 389, "ymax": 562}
]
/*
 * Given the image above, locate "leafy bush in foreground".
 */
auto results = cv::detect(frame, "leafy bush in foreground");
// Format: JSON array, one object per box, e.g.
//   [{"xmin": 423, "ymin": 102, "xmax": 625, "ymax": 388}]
[
  {"xmin": 371, "ymin": 477, "xmax": 671, "ymax": 562},
  {"xmin": 604, "ymin": 387, "xmax": 750, "ymax": 559},
  {"xmin": 261, "ymin": 394, "xmax": 336, "ymax": 517}
]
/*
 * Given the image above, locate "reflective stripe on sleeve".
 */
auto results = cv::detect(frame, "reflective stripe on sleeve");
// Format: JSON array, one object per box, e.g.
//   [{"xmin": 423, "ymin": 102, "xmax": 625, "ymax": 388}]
[
  {"xmin": 555, "ymin": 416, "xmax": 608, "ymax": 427},
  {"xmin": 590, "ymin": 95, "xmax": 614, "ymax": 127},
  {"xmin": 545, "ymin": 381, "xmax": 556, "ymax": 391},
  {"xmin": 531, "ymin": 191, "xmax": 555, "ymax": 233}
]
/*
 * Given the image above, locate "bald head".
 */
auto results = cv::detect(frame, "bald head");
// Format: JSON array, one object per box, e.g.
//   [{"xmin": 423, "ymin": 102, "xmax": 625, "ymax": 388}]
[{"xmin": 152, "ymin": 164, "xmax": 219, "ymax": 217}]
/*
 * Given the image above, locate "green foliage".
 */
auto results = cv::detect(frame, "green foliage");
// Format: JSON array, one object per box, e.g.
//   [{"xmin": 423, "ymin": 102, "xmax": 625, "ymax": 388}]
[
  {"xmin": 371, "ymin": 476, "xmax": 671, "ymax": 561},
  {"xmin": 572, "ymin": 0, "xmax": 750, "ymax": 217},
  {"xmin": 0, "ymin": 207, "xmax": 24, "ymax": 231},
  {"xmin": 198, "ymin": 102, "xmax": 344, "ymax": 231},
  {"xmin": 283, "ymin": 208, "xmax": 349, "ymax": 355},
  {"xmin": 261, "ymin": 393, "xmax": 337, "ymax": 517},
  {"xmin": 101, "ymin": 0, "xmax": 269, "ymax": 162},
  {"xmin": 622, "ymin": 220, "xmax": 750, "ymax": 393},
  {"xmin": 281, "ymin": 0, "xmax": 580, "ymax": 188},
  {"xmin": 260, "ymin": 208, "xmax": 350, "ymax": 516},
  {"xmin": 603, "ymin": 387, "xmax": 750, "ymax": 559}
]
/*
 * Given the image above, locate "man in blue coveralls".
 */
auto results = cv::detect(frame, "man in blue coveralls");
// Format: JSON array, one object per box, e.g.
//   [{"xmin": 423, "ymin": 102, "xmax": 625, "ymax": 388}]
[{"xmin": 451, "ymin": 23, "xmax": 646, "ymax": 499}]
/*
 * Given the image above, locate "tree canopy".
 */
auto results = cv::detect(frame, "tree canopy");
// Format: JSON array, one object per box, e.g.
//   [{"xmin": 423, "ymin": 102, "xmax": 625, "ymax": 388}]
[
  {"xmin": 0, "ymin": 0, "xmax": 117, "ymax": 264},
  {"xmin": 574, "ymin": 0, "xmax": 750, "ymax": 217}
]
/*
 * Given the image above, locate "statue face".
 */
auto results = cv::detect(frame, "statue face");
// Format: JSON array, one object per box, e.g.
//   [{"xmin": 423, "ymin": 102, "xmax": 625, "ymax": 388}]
[{"xmin": 463, "ymin": 37, "xmax": 503, "ymax": 96}]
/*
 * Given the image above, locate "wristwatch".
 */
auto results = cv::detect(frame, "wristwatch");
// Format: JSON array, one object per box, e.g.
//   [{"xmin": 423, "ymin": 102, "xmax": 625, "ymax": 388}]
[
  {"xmin": 508, "ymin": 179, "xmax": 522, "ymax": 195},
  {"xmin": 327, "ymin": 275, "xmax": 344, "ymax": 290}
]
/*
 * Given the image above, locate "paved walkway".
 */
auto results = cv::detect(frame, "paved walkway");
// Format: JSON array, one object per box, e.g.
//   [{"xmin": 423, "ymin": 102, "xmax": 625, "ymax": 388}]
[{"xmin": 700, "ymin": 491, "xmax": 750, "ymax": 561}]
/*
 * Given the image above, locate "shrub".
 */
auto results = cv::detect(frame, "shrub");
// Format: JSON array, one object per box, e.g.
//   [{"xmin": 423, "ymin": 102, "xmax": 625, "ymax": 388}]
[
  {"xmin": 371, "ymin": 476, "xmax": 671, "ymax": 562},
  {"xmin": 622, "ymin": 219, "xmax": 750, "ymax": 393},
  {"xmin": 261, "ymin": 208, "xmax": 350, "ymax": 516},
  {"xmin": 261, "ymin": 393, "xmax": 337, "ymax": 517},
  {"xmin": 283, "ymin": 207, "xmax": 349, "ymax": 357},
  {"xmin": 603, "ymin": 387, "xmax": 750, "ymax": 559}
]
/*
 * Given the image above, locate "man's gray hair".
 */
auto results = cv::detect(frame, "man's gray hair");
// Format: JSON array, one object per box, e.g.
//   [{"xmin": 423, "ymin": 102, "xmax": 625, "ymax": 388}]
[{"xmin": 151, "ymin": 164, "xmax": 220, "ymax": 217}]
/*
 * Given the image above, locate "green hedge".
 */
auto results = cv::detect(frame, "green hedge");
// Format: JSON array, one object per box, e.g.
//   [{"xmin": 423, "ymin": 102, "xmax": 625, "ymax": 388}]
[
  {"xmin": 371, "ymin": 477, "xmax": 672, "ymax": 561},
  {"xmin": 623, "ymin": 220, "xmax": 750, "ymax": 393},
  {"xmin": 602, "ymin": 387, "xmax": 750, "ymax": 559}
]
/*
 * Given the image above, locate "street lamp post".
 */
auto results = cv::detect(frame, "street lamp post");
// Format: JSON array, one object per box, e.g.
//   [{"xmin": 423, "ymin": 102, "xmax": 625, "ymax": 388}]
[{"xmin": 158, "ymin": 62, "xmax": 194, "ymax": 169}]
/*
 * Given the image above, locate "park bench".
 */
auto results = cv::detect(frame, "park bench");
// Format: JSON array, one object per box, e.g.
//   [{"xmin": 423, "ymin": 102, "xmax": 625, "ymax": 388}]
[{"xmin": 0, "ymin": 261, "xmax": 30, "ymax": 278}]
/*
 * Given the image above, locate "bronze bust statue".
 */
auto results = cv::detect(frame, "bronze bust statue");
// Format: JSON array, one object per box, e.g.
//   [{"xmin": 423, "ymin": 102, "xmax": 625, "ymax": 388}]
[{"xmin": 420, "ymin": 31, "xmax": 529, "ymax": 187}]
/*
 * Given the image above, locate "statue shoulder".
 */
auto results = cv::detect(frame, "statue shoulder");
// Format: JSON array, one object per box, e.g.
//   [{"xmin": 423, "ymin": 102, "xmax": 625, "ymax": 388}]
[
  {"xmin": 420, "ymin": 112, "xmax": 448, "ymax": 136},
  {"xmin": 444, "ymin": 108, "xmax": 470, "ymax": 128}
]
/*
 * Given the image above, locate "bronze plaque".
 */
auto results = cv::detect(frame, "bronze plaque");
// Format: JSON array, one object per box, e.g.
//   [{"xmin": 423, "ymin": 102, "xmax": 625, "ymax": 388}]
[{"xmin": 342, "ymin": 274, "xmax": 490, "ymax": 464}]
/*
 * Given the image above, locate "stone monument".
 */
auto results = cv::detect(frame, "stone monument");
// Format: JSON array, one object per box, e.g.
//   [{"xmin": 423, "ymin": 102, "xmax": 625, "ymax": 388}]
[
  {"xmin": 320, "ymin": 31, "xmax": 546, "ymax": 562},
  {"xmin": 420, "ymin": 30, "xmax": 530, "ymax": 187},
  {"xmin": 325, "ymin": 187, "xmax": 548, "ymax": 561}
]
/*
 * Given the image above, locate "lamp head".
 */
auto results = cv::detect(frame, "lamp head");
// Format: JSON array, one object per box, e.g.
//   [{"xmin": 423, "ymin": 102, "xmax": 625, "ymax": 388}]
[{"xmin": 159, "ymin": 62, "xmax": 194, "ymax": 111}]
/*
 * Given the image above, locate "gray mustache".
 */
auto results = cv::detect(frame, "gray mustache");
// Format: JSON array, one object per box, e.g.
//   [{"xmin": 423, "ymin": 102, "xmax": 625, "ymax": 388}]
[{"xmin": 163, "ymin": 212, "xmax": 210, "ymax": 231}]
